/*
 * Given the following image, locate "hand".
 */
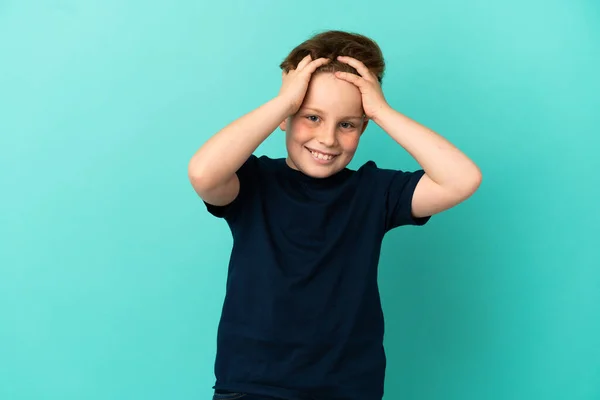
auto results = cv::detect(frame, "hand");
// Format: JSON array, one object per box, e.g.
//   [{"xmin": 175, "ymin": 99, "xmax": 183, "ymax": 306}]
[
  {"xmin": 278, "ymin": 55, "xmax": 331, "ymax": 115},
  {"xmin": 334, "ymin": 56, "xmax": 390, "ymax": 121}
]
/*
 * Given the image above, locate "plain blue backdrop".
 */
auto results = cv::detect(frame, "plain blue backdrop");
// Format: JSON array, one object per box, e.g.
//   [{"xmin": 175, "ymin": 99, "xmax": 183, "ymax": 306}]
[{"xmin": 1, "ymin": 1, "xmax": 599, "ymax": 399}]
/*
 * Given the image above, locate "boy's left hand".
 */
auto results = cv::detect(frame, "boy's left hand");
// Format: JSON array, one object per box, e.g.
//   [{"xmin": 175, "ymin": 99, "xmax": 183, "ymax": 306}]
[{"xmin": 334, "ymin": 56, "xmax": 390, "ymax": 121}]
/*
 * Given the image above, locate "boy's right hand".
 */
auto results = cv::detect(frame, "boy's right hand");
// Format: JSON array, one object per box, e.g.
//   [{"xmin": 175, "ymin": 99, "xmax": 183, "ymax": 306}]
[{"xmin": 278, "ymin": 55, "xmax": 331, "ymax": 115}]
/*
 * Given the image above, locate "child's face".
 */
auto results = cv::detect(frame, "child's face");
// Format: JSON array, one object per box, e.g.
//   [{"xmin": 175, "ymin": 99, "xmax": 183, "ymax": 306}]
[{"xmin": 281, "ymin": 72, "xmax": 368, "ymax": 178}]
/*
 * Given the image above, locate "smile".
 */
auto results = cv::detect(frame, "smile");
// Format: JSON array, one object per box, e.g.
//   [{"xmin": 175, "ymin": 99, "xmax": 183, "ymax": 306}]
[{"xmin": 305, "ymin": 147, "xmax": 338, "ymax": 163}]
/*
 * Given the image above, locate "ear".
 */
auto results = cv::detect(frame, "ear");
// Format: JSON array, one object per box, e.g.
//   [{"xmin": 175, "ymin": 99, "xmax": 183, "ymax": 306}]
[
  {"xmin": 279, "ymin": 117, "xmax": 288, "ymax": 132},
  {"xmin": 360, "ymin": 118, "xmax": 369, "ymax": 135}
]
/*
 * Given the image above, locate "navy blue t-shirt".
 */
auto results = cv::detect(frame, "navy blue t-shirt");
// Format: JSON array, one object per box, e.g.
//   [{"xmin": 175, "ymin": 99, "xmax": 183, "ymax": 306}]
[{"xmin": 204, "ymin": 155, "xmax": 430, "ymax": 400}]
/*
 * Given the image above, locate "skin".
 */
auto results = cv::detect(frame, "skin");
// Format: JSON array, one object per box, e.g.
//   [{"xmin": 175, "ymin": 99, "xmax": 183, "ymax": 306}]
[
  {"xmin": 188, "ymin": 54, "xmax": 482, "ymax": 218},
  {"xmin": 334, "ymin": 56, "xmax": 482, "ymax": 217},
  {"xmin": 279, "ymin": 71, "xmax": 368, "ymax": 179}
]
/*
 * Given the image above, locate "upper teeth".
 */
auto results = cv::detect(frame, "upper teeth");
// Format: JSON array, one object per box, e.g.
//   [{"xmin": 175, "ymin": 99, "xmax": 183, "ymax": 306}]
[{"xmin": 310, "ymin": 150, "xmax": 334, "ymax": 160}]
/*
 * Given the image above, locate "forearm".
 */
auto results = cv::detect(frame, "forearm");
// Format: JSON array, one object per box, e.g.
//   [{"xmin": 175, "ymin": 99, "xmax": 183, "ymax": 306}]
[
  {"xmin": 373, "ymin": 106, "xmax": 481, "ymax": 193},
  {"xmin": 188, "ymin": 95, "xmax": 293, "ymax": 189}
]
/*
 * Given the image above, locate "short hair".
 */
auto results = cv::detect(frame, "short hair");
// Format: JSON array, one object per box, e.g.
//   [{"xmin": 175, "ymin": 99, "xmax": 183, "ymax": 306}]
[{"xmin": 279, "ymin": 30, "xmax": 386, "ymax": 83}]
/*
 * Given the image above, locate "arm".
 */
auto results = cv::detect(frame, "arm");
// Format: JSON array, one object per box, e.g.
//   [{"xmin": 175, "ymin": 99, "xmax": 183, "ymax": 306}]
[
  {"xmin": 188, "ymin": 55, "xmax": 331, "ymax": 206},
  {"xmin": 188, "ymin": 96, "xmax": 292, "ymax": 206},
  {"xmin": 334, "ymin": 56, "xmax": 482, "ymax": 218},
  {"xmin": 372, "ymin": 108, "xmax": 482, "ymax": 218}
]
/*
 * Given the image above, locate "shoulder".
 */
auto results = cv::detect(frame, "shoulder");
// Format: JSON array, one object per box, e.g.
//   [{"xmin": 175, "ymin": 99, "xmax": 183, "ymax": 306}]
[
  {"xmin": 353, "ymin": 160, "xmax": 430, "ymax": 229},
  {"xmin": 351, "ymin": 159, "xmax": 421, "ymax": 185},
  {"xmin": 202, "ymin": 154, "xmax": 283, "ymax": 221},
  {"xmin": 237, "ymin": 154, "xmax": 285, "ymax": 178},
  {"xmin": 248, "ymin": 154, "xmax": 286, "ymax": 169}
]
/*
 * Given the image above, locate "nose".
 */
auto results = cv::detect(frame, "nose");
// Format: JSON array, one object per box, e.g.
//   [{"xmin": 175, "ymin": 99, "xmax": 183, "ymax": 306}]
[{"xmin": 316, "ymin": 124, "xmax": 338, "ymax": 147}]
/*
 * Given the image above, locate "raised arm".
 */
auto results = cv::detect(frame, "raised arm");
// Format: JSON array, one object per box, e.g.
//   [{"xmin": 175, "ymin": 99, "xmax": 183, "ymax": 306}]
[
  {"xmin": 335, "ymin": 55, "xmax": 482, "ymax": 218},
  {"xmin": 188, "ymin": 55, "xmax": 331, "ymax": 206},
  {"xmin": 373, "ymin": 108, "xmax": 482, "ymax": 217}
]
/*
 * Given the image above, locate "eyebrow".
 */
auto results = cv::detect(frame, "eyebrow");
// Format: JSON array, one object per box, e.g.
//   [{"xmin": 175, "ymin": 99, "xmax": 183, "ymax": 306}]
[{"xmin": 302, "ymin": 107, "xmax": 364, "ymax": 120}]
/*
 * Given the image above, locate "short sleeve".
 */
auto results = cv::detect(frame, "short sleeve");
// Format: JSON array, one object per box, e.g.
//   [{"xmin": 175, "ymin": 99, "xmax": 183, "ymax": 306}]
[
  {"xmin": 383, "ymin": 168, "xmax": 431, "ymax": 231},
  {"xmin": 203, "ymin": 154, "xmax": 259, "ymax": 221}
]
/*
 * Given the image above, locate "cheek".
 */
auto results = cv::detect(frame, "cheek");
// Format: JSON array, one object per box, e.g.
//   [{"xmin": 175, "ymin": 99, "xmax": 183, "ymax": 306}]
[
  {"xmin": 288, "ymin": 121, "xmax": 312, "ymax": 143},
  {"xmin": 339, "ymin": 133, "xmax": 360, "ymax": 152}
]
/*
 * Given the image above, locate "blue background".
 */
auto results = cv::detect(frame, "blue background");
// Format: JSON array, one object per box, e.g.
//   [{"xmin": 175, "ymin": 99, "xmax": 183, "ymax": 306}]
[{"xmin": 1, "ymin": 1, "xmax": 599, "ymax": 399}]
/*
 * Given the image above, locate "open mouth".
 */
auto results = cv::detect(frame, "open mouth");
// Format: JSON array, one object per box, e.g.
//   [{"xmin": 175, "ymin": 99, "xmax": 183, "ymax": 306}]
[{"xmin": 305, "ymin": 147, "xmax": 338, "ymax": 163}]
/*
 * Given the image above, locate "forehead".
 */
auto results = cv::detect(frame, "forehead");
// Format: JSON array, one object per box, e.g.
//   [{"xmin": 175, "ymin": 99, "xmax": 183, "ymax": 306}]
[{"xmin": 301, "ymin": 72, "xmax": 363, "ymax": 116}]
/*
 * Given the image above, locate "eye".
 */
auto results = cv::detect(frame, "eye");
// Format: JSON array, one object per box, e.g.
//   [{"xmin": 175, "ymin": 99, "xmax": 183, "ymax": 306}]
[
  {"xmin": 306, "ymin": 115, "xmax": 320, "ymax": 122},
  {"xmin": 340, "ymin": 122, "xmax": 355, "ymax": 129}
]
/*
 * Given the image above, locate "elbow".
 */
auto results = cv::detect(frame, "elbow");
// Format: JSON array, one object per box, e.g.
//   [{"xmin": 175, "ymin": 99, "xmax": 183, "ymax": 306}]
[
  {"xmin": 446, "ymin": 166, "xmax": 482, "ymax": 202},
  {"xmin": 471, "ymin": 166, "xmax": 483, "ymax": 190},
  {"xmin": 460, "ymin": 166, "xmax": 483, "ymax": 199},
  {"xmin": 187, "ymin": 156, "xmax": 215, "ymax": 192}
]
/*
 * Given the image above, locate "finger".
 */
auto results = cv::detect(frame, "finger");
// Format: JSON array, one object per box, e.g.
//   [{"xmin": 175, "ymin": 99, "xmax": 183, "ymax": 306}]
[
  {"xmin": 305, "ymin": 57, "xmax": 331, "ymax": 71},
  {"xmin": 337, "ymin": 56, "xmax": 373, "ymax": 80},
  {"xmin": 334, "ymin": 71, "xmax": 363, "ymax": 86},
  {"xmin": 296, "ymin": 54, "xmax": 313, "ymax": 70}
]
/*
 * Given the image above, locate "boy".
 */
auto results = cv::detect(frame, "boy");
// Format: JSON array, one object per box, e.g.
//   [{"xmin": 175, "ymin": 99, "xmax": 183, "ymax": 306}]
[{"xmin": 188, "ymin": 30, "xmax": 482, "ymax": 400}]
